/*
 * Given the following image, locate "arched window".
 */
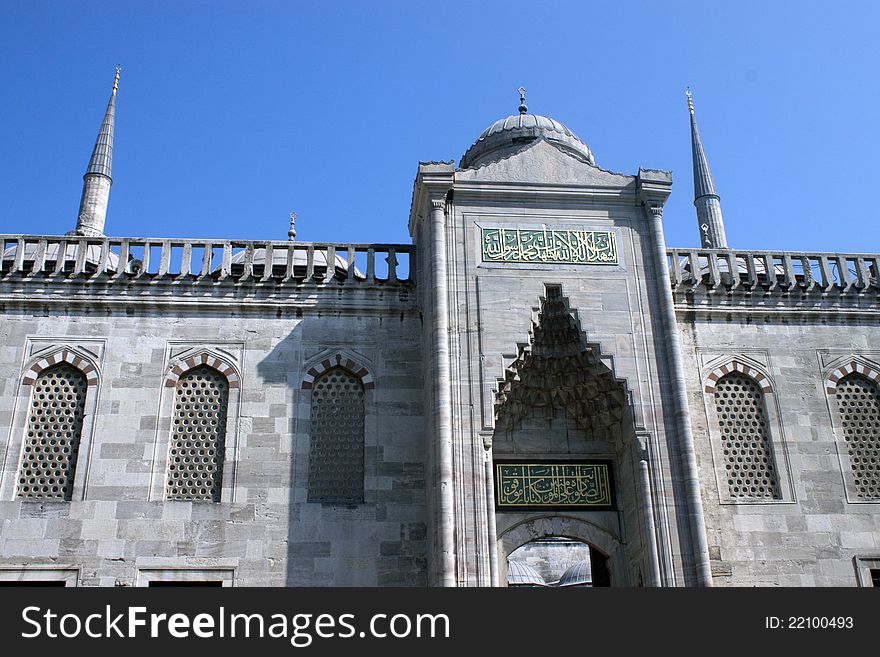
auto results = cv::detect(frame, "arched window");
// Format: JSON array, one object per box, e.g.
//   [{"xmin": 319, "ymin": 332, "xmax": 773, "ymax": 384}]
[
  {"xmin": 834, "ymin": 373, "xmax": 880, "ymax": 500},
  {"xmin": 308, "ymin": 367, "xmax": 365, "ymax": 504},
  {"xmin": 166, "ymin": 366, "xmax": 229, "ymax": 501},
  {"xmin": 713, "ymin": 372, "xmax": 781, "ymax": 499},
  {"xmin": 18, "ymin": 364, "xmax": 87, "ymax": 500}
]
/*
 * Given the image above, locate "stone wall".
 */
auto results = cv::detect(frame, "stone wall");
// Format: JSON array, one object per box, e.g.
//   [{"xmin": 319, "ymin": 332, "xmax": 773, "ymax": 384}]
[
  {"xmin": 0, "ymin": 306, "xmax": 426, "ymax": 586},
  {"xmin": 679, "ymin": 312, "xmax": 880, "ymax": 586}
]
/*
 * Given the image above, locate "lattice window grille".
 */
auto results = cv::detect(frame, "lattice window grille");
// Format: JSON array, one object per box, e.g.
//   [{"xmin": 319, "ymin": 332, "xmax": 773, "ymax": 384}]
[
  {"xmin": 835, "ymin": 374, "xmax": 880, "ymax": 500},
  {"xmin": 18, "ymin": 364, "xmax": 87, "ymax": 500},
  {"xmin": 714, "ymin": 372, "xmax": 781, "ymax": 499},
  {"xmin": 166, "ymin": 366, "xmax": 229, "ymax": 501},
  {"xmin": 309, "ymin": 368, "xmax": 365, "ymax": 504}
]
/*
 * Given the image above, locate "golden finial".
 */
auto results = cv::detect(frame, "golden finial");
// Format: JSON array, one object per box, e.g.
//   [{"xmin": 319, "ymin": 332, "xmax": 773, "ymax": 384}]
[
  {"xmin": 113, "ymin": 65, "xmax": 121, "ymax": 94},
  {"xmin": 686, "ymin": 87, "xmax": 694, "ymax": 114}
]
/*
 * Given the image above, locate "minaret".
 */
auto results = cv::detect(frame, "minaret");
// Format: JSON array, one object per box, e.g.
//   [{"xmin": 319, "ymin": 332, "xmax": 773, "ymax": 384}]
[
  {"xmin": 74, "ymin": 67, "xmax": 119, "ymax": 237},
  {"xmin": 687, "ymin": 89, "xmax": 728, "ymax": 249}
]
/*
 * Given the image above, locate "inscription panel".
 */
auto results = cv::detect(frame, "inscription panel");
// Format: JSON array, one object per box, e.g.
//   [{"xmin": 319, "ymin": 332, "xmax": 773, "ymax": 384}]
[
  {"xmin": 494, "ymin": 462, "xmax": 614, "ymax": 511},
  {"xmin": 481, "ymin": 227, "xmax": 618, "ymax": 265}
]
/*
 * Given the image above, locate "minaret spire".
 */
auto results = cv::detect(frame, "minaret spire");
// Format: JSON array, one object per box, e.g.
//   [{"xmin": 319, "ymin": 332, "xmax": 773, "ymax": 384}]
[
  {"xmin": 687, "ymin": 89, "xmax": 728, "ymax": 249},
  {"xmin": 73, "ymin": 67, "xmax": 119, "ymax": 237}
]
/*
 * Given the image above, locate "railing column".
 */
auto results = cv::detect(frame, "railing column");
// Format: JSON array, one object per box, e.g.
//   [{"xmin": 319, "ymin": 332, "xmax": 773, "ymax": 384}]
[
  {"xmin": 306, "ymin": 245, "xmax": 315, "ymax": 280},
  {"xmin": 366, "ymin": 247, "xmax": 376, "ymax": 284},
  {"xmin": 200, "ymin": 243, "xmax": 213, "ymax": 277},
  {"xmin": 116, "ymin": 240, "xmax": 129, "ymax": 277},
  {"xmin": 139, "ymin": 242, "xmax": 151, "ymax": 277},
  {"xmin": 220, "ymin": 243, "xmax": 232, "ymax": 279},
  {"xmin": 855, "ymin": 256, "xmax": 871, "ymax": 290},
  {"xmin": 745, "ymin": 253, "xmax": 757, "ymax": 287},
  {"xmin": 387, "ymin": 248, "xmax": 398, "ymax": 284},
  {"xmin": 781, "ymin": 254, "xmax": 795, "ymax": 289},
  {"xmin": 668, "ymin": 250, "xmax": 682, "ymax": 286},
  {"xmin": 29, "ymin": 239, "xmax": 47, "ymax": 276},
  {"xmin": 284, "ymin": 244, "xmax": 296, "ymax": 280},
  {"xmin": 324, "ymin": 245, "xmax": 336, "ymax": 283},
  {"xmin": 179, "ymin": 242, "xmax": 192, "ymax": 277},
  {"xmin": 262, "ymin": 244, "xmax": 274, "ymax": 281},
  {"xmin": 347, "ymin": 246, "xmax": 356, "ymax": 282},
  {"xmin": 12, "ymin": 239, "xmax": 25, "ymax": 272},
  {"xmin": 158, "ymin": 241, "xmax": 171, "ymax": 277},
  {"xmin": 93, "ymin": 239, "xmax": 111, "ymax": 278},
  {"xmin": 74, "ymin": 239, "xmax": 87, "ymax": 275},
  {"xmin": 818, "ymin": 255, "xmax": 834, "ymax": 291},
  {"xmin": 53, "ymin": 239, "xmax": 68, "ymax": 276}
]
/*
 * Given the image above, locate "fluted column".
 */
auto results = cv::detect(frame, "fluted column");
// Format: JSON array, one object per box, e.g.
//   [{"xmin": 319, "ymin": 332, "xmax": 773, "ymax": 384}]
[
  {"xmin": 645, "ymin": 202, "xmax": 713, "ymax": 586},
  {"xmin": 429, "ymin": 197, "xmax": 456, "ymax": 586}
]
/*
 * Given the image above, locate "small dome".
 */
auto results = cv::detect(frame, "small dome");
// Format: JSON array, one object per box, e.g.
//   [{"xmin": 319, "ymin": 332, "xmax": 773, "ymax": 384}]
[
  {"xmin": 558, "ymin": 559, "xmax": 593, "ymax": 587},
  {"xmin": 506, "ymin": 559, "xmax": 547, "ymax": 587},
  {"xmin": 461, "ymin": 112, "xmax": 595, "ymax": 169},
  {"xmin": 230, "ymin": 247, "xmax": 346, "ymax": 269},
  {"xmin": 229, "ymin": 247, "xmax": 363, "ymax": 278}
]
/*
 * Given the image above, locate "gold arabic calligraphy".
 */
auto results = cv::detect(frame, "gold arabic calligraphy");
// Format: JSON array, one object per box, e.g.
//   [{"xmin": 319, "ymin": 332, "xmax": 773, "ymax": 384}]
[
  {"xmin": 496, "ymin": 463, "xmax": 612, "ymax": 508},
  {"xmin": 481, "ymin": 228, "xmax": 618, "ymax": 265}
]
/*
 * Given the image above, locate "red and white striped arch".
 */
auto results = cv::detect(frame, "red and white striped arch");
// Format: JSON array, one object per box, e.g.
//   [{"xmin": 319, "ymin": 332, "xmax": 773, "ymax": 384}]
[
  {"xmin": 21, "ymin": 349, "xmax": 99, "ymax": 387},
  {"xmin": 302, "ymin": 353, "xmax": 374, "ymax": 390},
  {"xmin": 704, "ymin": 359, "xmax": 772, "ymax": 394},
  {"xmin": 825, "ymin": 360, "xmax": 880, "ymax": 395},
  {"xmin": 164, "ymin": 352, "xmax": 240, "ymax": 389}
]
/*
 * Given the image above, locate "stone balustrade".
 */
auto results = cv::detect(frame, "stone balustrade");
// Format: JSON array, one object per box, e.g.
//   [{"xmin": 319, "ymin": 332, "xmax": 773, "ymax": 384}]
[
  {"xmin": 667, "ymin": 248, "xmax": 880, "ymax": 293},
  {"xmin": 0, "ymin": 235, "xmax": 414, "ymax": 287}
]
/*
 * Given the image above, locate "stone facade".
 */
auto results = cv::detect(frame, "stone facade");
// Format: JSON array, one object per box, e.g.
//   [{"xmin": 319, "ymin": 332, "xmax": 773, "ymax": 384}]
[{"xmin": 1, "ymin": 99, "xmax": 878, "ymax": 587}]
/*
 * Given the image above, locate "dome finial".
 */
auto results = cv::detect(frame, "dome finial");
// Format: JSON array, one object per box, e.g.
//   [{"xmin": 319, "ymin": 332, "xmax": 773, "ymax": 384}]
[
  {"xmin": 686, "ymin": 87, "xmax": 694, "ymax": 114},
  {"xmin": 517, "ymin": 86, "xmax": 527, "ymax": 114},
  {"xmin": 288, "ymin": 211, "xmax": 297, "ymax": 241}
]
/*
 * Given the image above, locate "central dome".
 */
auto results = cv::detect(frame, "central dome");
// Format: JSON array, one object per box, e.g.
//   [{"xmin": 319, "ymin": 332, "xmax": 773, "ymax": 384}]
[{"xmin": 461, "ymin": 111, "xmax": 595, "ymax": 169}]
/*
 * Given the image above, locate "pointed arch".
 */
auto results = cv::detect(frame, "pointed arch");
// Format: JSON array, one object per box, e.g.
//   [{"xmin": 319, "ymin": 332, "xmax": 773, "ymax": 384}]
[
  {"xmin": 302, "ymin": 352, "xmax": 374, "ymax": 390},
  {"xmin": 21, "ymin": 348, "xmax": 99, "ymax": 387},
  {"xmin": 164, "ymin": 351, "xmax": 240, "ymax": 389},
  {"xmin": 704, "ymin": 358, "xmax": 772, "ymax": 394},
  {"xmin": 824, "ymin": 358, "xmax": 880, "ymax": 395}
]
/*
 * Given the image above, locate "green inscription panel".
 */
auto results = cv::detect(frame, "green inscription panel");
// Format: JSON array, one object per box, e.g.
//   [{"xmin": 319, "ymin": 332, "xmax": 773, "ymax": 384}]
[
  {"xmin": 495, "ymin": 462, "xmax": 613, "ymax": 510},
  {"xmin": 481, "ymin": 227, "xmax": 618, "ymax": 265}
]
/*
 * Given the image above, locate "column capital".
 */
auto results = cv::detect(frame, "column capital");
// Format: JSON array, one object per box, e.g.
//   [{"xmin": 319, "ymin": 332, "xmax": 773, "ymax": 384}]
[
  {"xmin": 646, "ymin": 204, "xmax": 663, "ymax": 219},
  {"xmin": 430, "ymin": 198, "xmax": 446, "ymax": 212}
]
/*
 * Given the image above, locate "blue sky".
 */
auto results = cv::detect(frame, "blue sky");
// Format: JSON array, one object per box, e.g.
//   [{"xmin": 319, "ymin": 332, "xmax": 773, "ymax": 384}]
[{"xmin": 1, "ymin": 1, "xmax": 877, "ymax": 251}]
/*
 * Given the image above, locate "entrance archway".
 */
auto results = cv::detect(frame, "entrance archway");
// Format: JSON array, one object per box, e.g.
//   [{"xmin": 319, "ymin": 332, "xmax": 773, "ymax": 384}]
[
  {"xmin": 498, "ymin": 516, "xmax": 621, "ymax": 587},
  {"xmin": 491, "ymin": 285, "xmax": 652, "ymax": 587}
]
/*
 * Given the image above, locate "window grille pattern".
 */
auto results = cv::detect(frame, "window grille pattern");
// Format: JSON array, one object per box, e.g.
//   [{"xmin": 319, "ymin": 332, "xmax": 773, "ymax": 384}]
[
  {"xmin": 167, "ymin": 366, "xmax": 229, "ymax": 501},
  {"xmin": 18, "ymin": 364, "xmax": 87, "ymax": 500},
  {"xmin": 309, "ymin": 368, "xmax": 365, "ymax": 504},
  {"xmin": 835, "ymin": 374, "xmax": 880, "ymax": 499},
  {"xmin": 714, "ymin": 372, "xmax": 781, "ymax": 499}
]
